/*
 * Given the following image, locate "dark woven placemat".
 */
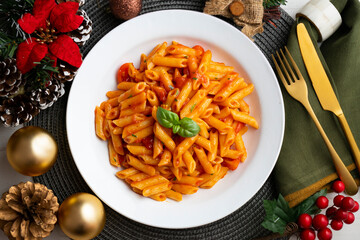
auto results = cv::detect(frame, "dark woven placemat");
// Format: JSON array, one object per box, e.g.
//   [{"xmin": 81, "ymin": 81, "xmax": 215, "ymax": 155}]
[{"xmin": 25, "ymin": 1, "xmax": 294, "ymax": 239}]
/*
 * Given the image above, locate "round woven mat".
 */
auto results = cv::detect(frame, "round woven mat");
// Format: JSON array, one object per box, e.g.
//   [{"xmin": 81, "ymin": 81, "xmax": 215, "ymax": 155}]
[{"xmin": 25, "ymin": 1, "xmax": 294, "ymax": 239}]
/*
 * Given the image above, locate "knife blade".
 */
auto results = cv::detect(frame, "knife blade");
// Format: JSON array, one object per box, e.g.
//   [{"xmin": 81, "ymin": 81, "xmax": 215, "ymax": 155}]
[
  {"xmin": 297, "ymin": 23, "xmax": 342, "ymax": 115},
  {"xmin": 297, "ymin": 23, "xmax": 360, "ymax": 172}
]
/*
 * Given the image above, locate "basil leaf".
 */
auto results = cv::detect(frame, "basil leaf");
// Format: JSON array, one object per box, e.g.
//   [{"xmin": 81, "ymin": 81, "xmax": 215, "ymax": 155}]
[
  {"xmin": 157, "ymin": 107, "xmax": 180, "ymax": 128},
  {"xmin": 177, "ymin": 117, "xmax": 200, "ymax": 138},
  {"xmin": 156, "ymin": 108, "xmax": 200, "ymax": 138},
  {"xmin": 173, "ymin": 125, "xmax": 180, "ymax": 134}
]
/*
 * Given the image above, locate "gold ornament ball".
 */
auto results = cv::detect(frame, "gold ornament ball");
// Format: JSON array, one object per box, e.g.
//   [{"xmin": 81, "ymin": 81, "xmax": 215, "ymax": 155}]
[
  {"xmin": 58, "ymin": 193, "xmax": 106, "ymax": 240},
  {"xmin": 6, "ymin": 126, "xmax": 58, "ymax": 176}
]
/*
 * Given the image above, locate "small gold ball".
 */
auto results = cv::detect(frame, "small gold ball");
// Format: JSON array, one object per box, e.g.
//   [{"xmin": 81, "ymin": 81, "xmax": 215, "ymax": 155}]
[
  {"xmin": 58, "ymin": 193, "xmax": 106, "ymax": 240},
  {"xmin": 6, "ymin": 126, "xmax": 57, "ymax": 176}
]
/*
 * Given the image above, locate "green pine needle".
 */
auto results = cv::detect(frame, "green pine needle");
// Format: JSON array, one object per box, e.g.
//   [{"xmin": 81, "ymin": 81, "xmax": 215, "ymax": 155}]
[
  {"xmin": 0, "ymin": 0, "xmax": 34, "ymax": 38},
  {"xmin": 25, "ymin": 57, "xmax": 59, "ymax": 90},
  {"xmin": 263, "ymin": 0, "xmax": 287, "ymax": 8},
  {"xmin": 0, "ymin": 32, "xmax": 22, "ymax": 59}
]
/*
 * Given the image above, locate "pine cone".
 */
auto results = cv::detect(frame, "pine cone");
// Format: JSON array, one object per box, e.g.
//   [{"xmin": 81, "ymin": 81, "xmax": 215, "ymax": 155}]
[
  {"xmin": 53, "ymin": 61, "xmax": 78, "ymax": 83},
  {"xmin": 0, "ymin": 95, "xmax": 40, "ymax": 127},
  {"xmin": 68, "ymin": 9, "xmax": 92, "ymax": 47},
  {"xmin": 0, "ymin": 182, "xmax": 59, "ymax": 240},
  {"xmin": 56, "ymin": 0, "xmax": 85, "ymax": 7},
  {"xmin": 30, "ymin": 78, "xmax": 65, "ymax": 110},
  {"xmin": 0, "ymin": 58, "xmax": 24, "ymax": 98}
]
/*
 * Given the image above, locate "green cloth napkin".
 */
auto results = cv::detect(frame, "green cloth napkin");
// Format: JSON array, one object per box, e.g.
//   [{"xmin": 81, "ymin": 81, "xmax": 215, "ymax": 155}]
[{"xmin": 273, "ymin": 0, "xmax": 360, "ymax": 207}]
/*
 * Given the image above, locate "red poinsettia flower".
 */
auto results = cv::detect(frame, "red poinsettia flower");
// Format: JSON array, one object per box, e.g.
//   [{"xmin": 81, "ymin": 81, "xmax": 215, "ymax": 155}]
[{"xmin": 16, "ymin": 0, "xmax": 84, "ymax": 74}]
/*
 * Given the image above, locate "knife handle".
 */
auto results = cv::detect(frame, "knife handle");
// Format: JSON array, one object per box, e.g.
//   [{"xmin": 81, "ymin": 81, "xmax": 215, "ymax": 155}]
[
  {"xmin": 337, "ymin": 113, "xmax": 360, "ymax": 172},
  {"xmin": 302, "ymin": 101, "xmax": 358, "ymax": 195}
]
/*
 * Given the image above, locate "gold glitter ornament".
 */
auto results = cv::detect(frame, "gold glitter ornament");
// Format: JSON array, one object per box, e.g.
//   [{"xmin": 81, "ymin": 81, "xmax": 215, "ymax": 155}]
[
  {"xmin": 6, "ymin": 126, "xmax": 58, "ymax": 176},
  {"xmin": 109, "ymin": 0, "xmax": 142, "ymax": 20},
  {"xmin": 58, "ymin": 193, "xmax": 106, "ymax": 240}
]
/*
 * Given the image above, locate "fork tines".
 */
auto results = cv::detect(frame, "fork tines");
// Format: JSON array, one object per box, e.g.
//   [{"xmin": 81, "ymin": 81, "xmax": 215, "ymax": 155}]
[{"xmin": 272, "ymin": 47, "xmax": 302, "ymax": 86}]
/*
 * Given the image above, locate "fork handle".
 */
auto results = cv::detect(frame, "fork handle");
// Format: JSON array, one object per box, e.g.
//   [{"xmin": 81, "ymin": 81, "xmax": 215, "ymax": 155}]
[
  {"xmin": 337, "ymin": 113, "xmax": 360, "ymax": 174},
  {"xmin": 302, "ymin": 101, "xmax": 358, "ymax": 195}
]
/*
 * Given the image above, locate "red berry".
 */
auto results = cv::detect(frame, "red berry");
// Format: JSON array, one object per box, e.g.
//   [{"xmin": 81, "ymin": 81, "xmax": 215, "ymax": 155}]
[
  {"xmin": 351, "ymin": 201, "xmax": 359, "ymax": 212},
  {"xmin": 312, "ymin": 214, "xmax": 329, "ymax": 230},
  {"xmin": 317, "ymin": 227, "xmax": 333, "ymax": 240},
  {"xmin": 298, "ymin": 213, "xmax": 313, "ymax": 229},
  {"xmin": 341, "ymin": 197, "xmax": 355, "ymax": 211},
  {"xmin": 300, "ymin": 229, "xmax": 316, "ymax": 240},
  {"xmin": 343, "ymin": 212, "xmax": 355, "ymax": 224},
  {"xmin": 330, "ymin": 219, "xmax": 343, "ymax": 230},
  {"xmin": 326, "ymin": 206, "xmax": 338, "ymax": 219},
  {"xmin": 332, "ymin": 180, "xmax": 345, "ymax": 193},
  {"xmin": 316, "ymin": 196, "xmax": 329, "ymax": 209},
  {"xmin": 333, "ymin": 195, "xmax": 344, "ymax": 207},
  {"xmin": 334, "ymin": 209, "xmax": 348, "ymax": 221}
]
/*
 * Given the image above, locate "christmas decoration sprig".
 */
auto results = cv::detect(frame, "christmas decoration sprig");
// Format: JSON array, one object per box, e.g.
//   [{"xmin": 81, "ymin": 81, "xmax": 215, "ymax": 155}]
[
  {"xmin": 261, "ymin": 180, "xmax": 360, "ymax": 240},
  {"xmin": 262, "ymin": 189, "xmax": 327, "ymax": 234},
  {"xmin": 0, "ymin": 0, "xmax": 92, "ymax": 127}
]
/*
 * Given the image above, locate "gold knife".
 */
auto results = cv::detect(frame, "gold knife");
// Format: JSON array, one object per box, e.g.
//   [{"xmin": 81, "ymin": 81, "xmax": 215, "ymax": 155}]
[{"xmin": 297, "ymin": 23, "xmax": 360, "ymax": 175}]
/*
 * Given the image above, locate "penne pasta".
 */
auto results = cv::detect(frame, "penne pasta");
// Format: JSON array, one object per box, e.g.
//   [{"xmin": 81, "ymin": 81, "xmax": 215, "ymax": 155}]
[
  {"xmin": 165, "ymin": 190, "xmax": 182, "ymax": 201},
  {"xmin": 193, "ymin": 146, "xmax": 214, "ymax": 174},
  {"xmin": 153, "ymin": 122, "xmax": 176, "ymax": 152},
  {"xmin": 108, "ymin": 140, "xmax": 120, "ymax": 167},
  {"xmin": 116, "ymin": 167, "xmax": 139, "ymax": 179},
  {"xmin": 95, "ymin": 41, "xmax": 258, "ymax": 202},
  {"xmin": 182, "ymin": 150, "xmax": 196, "ymax": 174},
  {"xmin": 200, "ymin": 166, "xmax": 228, "ymax": 189},
  {"xmin": 172, "ymin": 184, "xmax": 198, "ymax": 195},
  {"xmin": 173, "ymin": 136, "xmax": 199, "ymax": 168},
  {"xmin": 131, "ymin": 175, "xmax": 168, "ymax": 190},
  {"xmin": 107, "ymin": 90, "xmax": 125, "ymax": 98},
  {"xmin": 125, "ymin": 172, "xmax": 149, "ymax": 184},
  {"xmin": 122, "ymin": 117, "xmax": 154, "ymax": 138},
  {"xmin": 126, "ymin": 145, "xmax": 152, "ymax": 155},
  {"xmin": 95, "ymin": 106, "xmax": 106, "ymax": 140},
  {"xmin": 152, "ymin": 56, "xmax": 187, "ymax": 68},
  {"xmin": 143, "ymin": 182, "xmax": 172, "ymax": 197},
  {"xmin": 198, "ymin": 50, "xmax": 211, "ymax": 75},
  {"xmin": 120, "ymin": 92, "xmax": 147, "ymax": 110},
  {"xmin": 112, "ymin": 113, "xmax": 146, "ymax": 127},
  {"xmin": 214, "ymin": 77, "xmax": 245, "ymax": 102},
  {"xmin": 153, "ymin": 137, "xmax": 163, "ymax": 159},
  {"xmin": 126, "ymin": 155, "xmax": 156, "ymax": 176},
  {"xmin": 230, "ymin": 110, "xmax": 259, "ymax": 129},
  {"xmin": 172, "ymin": 80, "xmax": 192, "ymax": 112},
  {"xmin": 180, "ymin": 89, "xmax": 207, "ymax": 118}
]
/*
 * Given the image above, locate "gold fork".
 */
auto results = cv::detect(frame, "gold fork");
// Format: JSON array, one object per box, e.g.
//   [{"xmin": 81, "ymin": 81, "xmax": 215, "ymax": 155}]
[{"xmin": 272, "ymin": 47, "xmax": 358, "ymax": 195}]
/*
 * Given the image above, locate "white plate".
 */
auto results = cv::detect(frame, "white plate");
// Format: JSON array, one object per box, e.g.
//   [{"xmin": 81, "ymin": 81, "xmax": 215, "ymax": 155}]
[{"xmin": 67, "ymin": 10, "xmax": 285, "ymax": 229}]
